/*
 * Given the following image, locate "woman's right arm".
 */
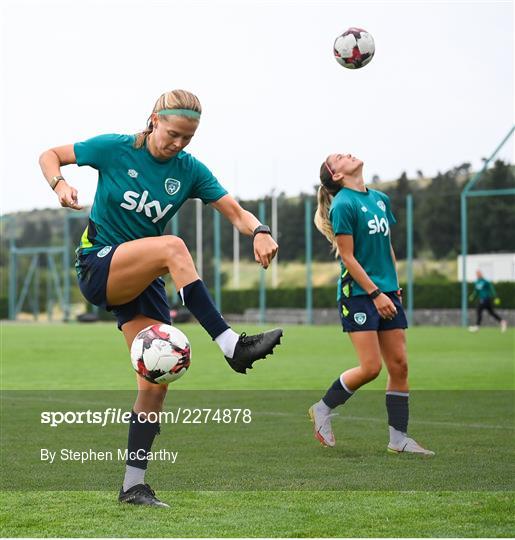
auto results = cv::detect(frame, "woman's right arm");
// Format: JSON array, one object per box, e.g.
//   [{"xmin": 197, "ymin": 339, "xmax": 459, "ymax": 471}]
[
  {"xmin": 39, "ymin": 144, "xmax": 83, "ymax": 210},
  {"xmin": 336, "ymin": 234, "xmax": 397, "ymax": 319}
]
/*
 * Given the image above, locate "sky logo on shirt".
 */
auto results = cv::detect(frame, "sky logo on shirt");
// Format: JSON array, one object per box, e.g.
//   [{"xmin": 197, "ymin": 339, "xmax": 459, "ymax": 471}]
[
  {"xmin": 367, "ymin": 214, "xmax": 390, "ymax": 236},
  {"xmin": 120, "ymin": 191, "xmax": 173, "ymax": 223}
]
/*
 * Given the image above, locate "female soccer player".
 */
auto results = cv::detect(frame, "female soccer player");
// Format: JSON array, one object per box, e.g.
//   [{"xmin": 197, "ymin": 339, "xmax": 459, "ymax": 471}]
[
  {"xmin": 39, "ymin": 89, "xmax": 283, "ymax": 507},
  {"xmin": 309, "ymin": 152, "xmax": 434, "ymax": 456},
  {"xmin": 468, "ymin": 269, "xmax": 507, "ymax": 332}
]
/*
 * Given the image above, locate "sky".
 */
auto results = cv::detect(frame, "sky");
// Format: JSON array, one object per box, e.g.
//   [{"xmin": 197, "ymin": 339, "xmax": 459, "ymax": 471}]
[{"xmin": 0, "ymin": 0, "xmax": 513, "ymax": 213}]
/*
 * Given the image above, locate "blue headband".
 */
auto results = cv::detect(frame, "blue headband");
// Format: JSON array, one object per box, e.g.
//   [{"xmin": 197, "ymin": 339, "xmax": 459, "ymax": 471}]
[{"xmin": 157, "ymin": 108, "xmax": 201, "ymax": 119}]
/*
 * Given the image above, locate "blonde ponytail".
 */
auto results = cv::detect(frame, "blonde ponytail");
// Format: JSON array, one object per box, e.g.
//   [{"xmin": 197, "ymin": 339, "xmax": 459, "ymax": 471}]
[
  {"xmin": 314, "ymin": 185, "xmax": 338, "ymax": 255},
  {"xmin": 314, "ymin": 159, "xmax": 342, "ymax": 256}
]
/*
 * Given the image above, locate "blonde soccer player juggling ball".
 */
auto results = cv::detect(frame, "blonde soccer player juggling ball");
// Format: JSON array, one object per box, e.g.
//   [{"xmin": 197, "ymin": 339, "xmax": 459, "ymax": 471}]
[
  {"xmin": 39, "ymin": 89, "xmax": 283, "ymax": 507},
  {"xmin": 309, "ymin": 152, "xmax": 434, "ymax": 456}
]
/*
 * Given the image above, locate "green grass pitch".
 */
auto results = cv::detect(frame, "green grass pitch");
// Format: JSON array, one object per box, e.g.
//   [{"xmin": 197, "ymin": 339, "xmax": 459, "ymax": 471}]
[{"xmin": 1, "ymin": 323, "xmax": 513, "ymax": 537}]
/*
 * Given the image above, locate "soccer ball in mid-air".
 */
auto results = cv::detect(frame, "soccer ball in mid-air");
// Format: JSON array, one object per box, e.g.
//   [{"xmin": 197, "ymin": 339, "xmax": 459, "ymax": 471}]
[
  {"xmin": 130, "ymin": 324, "xmax": 191, "ymax": 384},
  {"xmin": 333, "ymin": 27, "xmax": 375, "ymax": 69}
]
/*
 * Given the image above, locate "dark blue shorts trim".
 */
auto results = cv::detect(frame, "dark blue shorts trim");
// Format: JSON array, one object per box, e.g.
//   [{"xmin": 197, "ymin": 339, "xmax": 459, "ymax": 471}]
[
  {"xmin": 76, "ymin": 246, "xmax": 171, "ymax": 331},
  {"xmin": 338, "ymin": 291, "xmax": 408, "ymax": 333}
]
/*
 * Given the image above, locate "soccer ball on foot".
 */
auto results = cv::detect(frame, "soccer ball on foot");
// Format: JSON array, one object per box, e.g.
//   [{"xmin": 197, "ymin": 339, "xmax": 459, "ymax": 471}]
[
  {"xmin": 130, "ymin": 324, "xmax": 191, "ymax": 384},
  {"xmin": 333, "ymin": 27, "xmax": 375, "ymax": 69}
]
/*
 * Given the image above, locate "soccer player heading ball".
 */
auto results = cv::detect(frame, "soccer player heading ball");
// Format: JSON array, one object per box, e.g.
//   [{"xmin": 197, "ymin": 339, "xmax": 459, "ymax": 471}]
[
  {"xmin": 39, "ymin": 89, "xmax": 283, "ymax": 507},
  {"xmin": 310, "ymin": 152, "xmax": 434, "ymax": 456}
]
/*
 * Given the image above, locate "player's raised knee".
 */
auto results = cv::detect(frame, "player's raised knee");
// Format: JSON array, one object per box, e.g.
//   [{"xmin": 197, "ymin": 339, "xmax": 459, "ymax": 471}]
[
  {"xmin": 161, "ymin": 235, "xmax": 191, "ymax": 264},
  {"xmin": 162, "ymin": 234, "xmax": 187, "ymax": 253}
]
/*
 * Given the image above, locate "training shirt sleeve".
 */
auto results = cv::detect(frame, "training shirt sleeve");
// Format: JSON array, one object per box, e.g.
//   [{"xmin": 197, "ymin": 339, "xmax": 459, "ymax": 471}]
[
  {"xmin": 189, "ymin": 159, "xmax": 228, "ymax": 204},
  {"xmin": 329, "ymin": 198, "xmax": 355, "ymax": 235},
  {"xmin": 74, "ymin": 134, "xmax": 125, "ymax": 170}
]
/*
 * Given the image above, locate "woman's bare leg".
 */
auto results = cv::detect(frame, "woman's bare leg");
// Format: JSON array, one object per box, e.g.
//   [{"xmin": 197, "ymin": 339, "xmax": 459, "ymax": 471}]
[
  {"xmin": 310, "ymin": 331, "xmax": 382, "ymax": 447},
  {"xmin": 378, "ymin": 329, "xmax": 408, "ymax": 392},
  {"xmin": 344, "ymin": 331, "xmax": 383, "ymax": 390},
  {"xmin": 107, "ymin": 235, "xmax": 197, "ymax": 306},
  {"xmin": 121, "ymin": 314, "xmax": 169, "ymax": 414},
  {"xmin": 120, "ymin": 315, "xmax": 170, "ymax": 499},
  {"xmin": 106, "ymin": 235, "xmax": 283, "ymax": 373},
  {"xmin": 378, "ymin": 329, "xmax": 433, "ymax": 455}
]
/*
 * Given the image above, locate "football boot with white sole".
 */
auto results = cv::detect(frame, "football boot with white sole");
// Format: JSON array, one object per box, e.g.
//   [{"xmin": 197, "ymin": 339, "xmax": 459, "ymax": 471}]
[
  {"xmin": 387, "ymin": 437, "xmax": 435, "ymax": 456},
  {"xmin": 308, "ymin": 404, "xmax": 336, "ymax": 447}
]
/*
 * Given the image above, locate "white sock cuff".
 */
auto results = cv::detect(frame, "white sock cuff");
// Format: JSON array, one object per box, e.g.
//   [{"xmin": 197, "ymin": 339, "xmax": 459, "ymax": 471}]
[
  {"xmin": 386, "ymin": 391, "xmax": 409, "ymax": 397},
  {"xmin": 214, "ymin": 328, "xmax": 239, "ymax": 358},
  {"xmin": 340, "ymin": 374, "xmax": 354, "ymax": 394}
]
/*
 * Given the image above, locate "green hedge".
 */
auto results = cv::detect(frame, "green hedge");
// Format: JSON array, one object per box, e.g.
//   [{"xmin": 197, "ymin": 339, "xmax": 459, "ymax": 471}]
[
  {"xmin": 220, "ymin": 282, "xmax": 515, "ymax": 313},
  {"xmin": 2, "ymin": 281, "xmax": 513, "ymax": 319},
  {"xmin": 0, "ymin": 297, "xmax": 8, "ymax": 319}
]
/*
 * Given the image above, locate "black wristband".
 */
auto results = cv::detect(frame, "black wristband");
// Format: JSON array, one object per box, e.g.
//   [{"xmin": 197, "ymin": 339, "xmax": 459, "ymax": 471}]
[
  {"xmin": 253, "ymin": 225, "xmax": 272, "ymax": 238},
  {"xmin": 369, "ymin": 288, "xmax": 382, "ymax": 299}
]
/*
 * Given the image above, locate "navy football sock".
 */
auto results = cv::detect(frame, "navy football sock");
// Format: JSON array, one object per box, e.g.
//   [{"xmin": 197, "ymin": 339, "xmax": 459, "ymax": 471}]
[
  {"xmin": 386, "ymin": 391, "xmax": 409, "ymax": 433},
  {"xmin": 125, "ymin": 410, "xmax": 160, "ymax": 471},
  {"xmin": 322, "ymin": 377, "xmax": 354, "ymax": 409},
  {"xmin": 180, "ymin": 279, "xmax": 230, "ymax": 340}
]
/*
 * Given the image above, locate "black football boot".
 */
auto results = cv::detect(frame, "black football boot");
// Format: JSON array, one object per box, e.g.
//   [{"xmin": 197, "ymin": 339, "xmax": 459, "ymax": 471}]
[
  {"xmin": 118, "ymin": 483, "xmax": 169, "ymax": 508},
  {"xmin": 225, "ymin": 328, "xmax": 283, "ymax": 374}
]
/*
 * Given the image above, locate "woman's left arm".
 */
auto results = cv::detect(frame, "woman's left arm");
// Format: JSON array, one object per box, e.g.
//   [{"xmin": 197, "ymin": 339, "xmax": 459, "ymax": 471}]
[
  {"xmin": 211, "ymin": 195, "xmax": 278, "ymax": 269},
  {"xmin": 390, "ymin": 241, "xmax": 398, "ymax": 272}
]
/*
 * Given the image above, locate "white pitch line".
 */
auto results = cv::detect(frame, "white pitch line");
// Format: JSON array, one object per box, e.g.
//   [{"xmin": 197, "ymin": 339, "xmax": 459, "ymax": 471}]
[{"xmin": 256, "ymin": 411, "xmax": 513, "ymax": 430}]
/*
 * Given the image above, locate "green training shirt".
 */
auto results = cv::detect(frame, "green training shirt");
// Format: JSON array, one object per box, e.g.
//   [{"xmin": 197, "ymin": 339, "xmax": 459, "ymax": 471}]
[
  {"xmin": 74, "ymin": 134, "xmax": 228, "ymax": 254},
  {"xmin": 473, "ymin": 278, "xmax": 496, "ymax": 301},
  {"xmin": 330, "ymin": 187, "xmax": 399, "ymax": 299}
]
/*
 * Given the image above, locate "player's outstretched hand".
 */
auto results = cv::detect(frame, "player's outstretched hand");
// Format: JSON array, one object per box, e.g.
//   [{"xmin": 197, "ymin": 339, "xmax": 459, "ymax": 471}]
[
  {"xmin": 55, "ymin": 181, "xmax": 83, "ymax": 210},
  {"xmin": 253, "ymin": 234, "xmax": 278, "ymax": 269}
]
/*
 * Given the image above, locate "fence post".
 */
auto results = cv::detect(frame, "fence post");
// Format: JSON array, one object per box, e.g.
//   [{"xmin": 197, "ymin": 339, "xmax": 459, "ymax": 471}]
[
  {"xmin": 406, "ymin": 194, "xmax": 413, "ymax": 326},
  {"xmin": 213, "ymin": 208, "xmax": 221, "ymax": 311},
  {"xmin": 259, "ymin": 200, "xmax": 266, "ymax": 324},
  {"xmin": 305, "ymin": 198, "xmax": 313, "ymax": 324}
]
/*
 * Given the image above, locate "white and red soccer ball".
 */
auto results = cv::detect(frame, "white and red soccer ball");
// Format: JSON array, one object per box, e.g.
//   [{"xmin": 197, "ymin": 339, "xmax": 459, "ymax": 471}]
[
  {"xmin": 333, "ymin": 27, "xmax": 375, "ymax": 69},
  {"xmin": 130, "ymin": 324, "xmax": 191, "ymax": 384}
]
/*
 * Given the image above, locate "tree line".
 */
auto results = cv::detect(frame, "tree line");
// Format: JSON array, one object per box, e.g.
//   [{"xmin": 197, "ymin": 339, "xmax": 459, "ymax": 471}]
[{"xmin": 2, "ymin": 160, "xmax": 514, "ymax": 267}]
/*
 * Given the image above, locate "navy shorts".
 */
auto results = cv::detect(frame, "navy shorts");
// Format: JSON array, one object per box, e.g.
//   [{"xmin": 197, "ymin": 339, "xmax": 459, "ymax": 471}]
[
  {"xmin": 338, "ymin": 291, "xmax": 408, "ymax": 333},
  {"xmin": 75, "ymin": 245, "xmax": 171, "ymax": 330}
]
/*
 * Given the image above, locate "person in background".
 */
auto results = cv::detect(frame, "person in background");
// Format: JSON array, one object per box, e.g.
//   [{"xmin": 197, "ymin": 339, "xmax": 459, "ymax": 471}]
[{"xmin": 468, "ymin": 270, "xmax": 507, "ymax": 332}]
